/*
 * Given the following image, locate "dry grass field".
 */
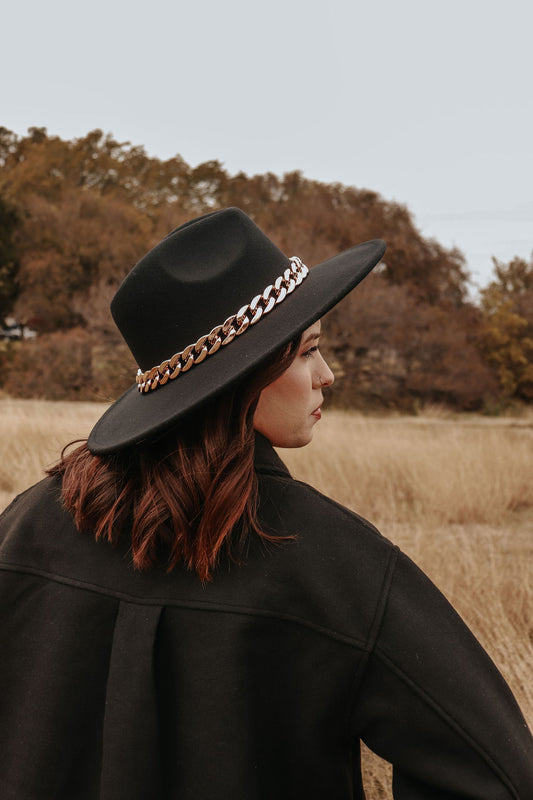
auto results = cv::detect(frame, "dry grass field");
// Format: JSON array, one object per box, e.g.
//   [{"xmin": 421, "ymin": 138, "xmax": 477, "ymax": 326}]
[{"xmin": 1, "ymin": 398, "xmax": 532, "ymax": 797}]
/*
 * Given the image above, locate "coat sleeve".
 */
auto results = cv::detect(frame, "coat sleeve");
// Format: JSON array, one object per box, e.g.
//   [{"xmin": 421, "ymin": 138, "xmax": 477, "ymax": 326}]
[{"xmin": 350, "ymin": 550, "xmax": 533, "ymax": 799}]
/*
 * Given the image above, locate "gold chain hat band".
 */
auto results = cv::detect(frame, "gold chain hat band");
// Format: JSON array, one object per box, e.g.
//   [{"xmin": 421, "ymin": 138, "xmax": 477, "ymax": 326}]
[{"xmin": 136, "ymin": 256, "xmax": 309, "ymax": 393}]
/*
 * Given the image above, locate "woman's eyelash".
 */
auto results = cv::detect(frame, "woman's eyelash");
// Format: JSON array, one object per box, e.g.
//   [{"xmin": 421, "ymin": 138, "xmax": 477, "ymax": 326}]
[{"xmin": 303, "ymin": 345, "xmax": 319, "ymax": 358}]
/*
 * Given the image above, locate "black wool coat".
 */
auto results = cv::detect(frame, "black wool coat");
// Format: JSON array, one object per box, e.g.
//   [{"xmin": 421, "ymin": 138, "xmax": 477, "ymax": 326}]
[{"xmin": 1, "ymin": 434, "xmax": 532, "ymax": 799}]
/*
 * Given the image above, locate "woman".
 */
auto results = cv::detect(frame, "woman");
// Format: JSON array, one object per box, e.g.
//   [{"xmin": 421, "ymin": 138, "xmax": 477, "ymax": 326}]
[{"xmin": 0, "ymin": 208, "xmax": 532, "ymax": 799}]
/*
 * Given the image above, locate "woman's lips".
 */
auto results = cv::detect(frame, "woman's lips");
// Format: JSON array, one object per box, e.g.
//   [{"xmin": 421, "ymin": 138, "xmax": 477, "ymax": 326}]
[{"xmin": 311, "ymin": 406, "xmax": 322, "ymax": 420}]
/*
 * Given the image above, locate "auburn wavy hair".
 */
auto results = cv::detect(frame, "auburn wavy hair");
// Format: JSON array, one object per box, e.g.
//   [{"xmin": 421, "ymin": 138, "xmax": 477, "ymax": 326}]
[{"xmin": 49, "ymin": 338, "xmax": 301, "ymax": 582}]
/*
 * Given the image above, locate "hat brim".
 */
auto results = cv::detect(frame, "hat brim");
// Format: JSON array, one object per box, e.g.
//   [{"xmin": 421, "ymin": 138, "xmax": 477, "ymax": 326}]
[{"xmin": 88, "ymin": 239, "xmax": 385, "ymax": 454}]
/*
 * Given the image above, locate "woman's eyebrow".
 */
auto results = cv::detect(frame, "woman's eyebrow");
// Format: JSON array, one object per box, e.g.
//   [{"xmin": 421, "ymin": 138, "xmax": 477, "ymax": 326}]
[{"xmin": 302, "ymin": 331, "xmax": 321, "ymax": 345}]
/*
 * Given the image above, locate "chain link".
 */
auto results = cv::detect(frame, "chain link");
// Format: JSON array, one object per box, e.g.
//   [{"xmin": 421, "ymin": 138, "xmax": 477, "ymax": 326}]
[{"xmin": 136, "ymin": 256, "xmax": 309, "ymax": 393}]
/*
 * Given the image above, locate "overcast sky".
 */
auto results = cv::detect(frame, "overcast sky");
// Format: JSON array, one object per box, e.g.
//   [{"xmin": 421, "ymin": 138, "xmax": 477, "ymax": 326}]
[{"xmin": 3, "ymin": 0, "xmax": 532, "ymax": 292}]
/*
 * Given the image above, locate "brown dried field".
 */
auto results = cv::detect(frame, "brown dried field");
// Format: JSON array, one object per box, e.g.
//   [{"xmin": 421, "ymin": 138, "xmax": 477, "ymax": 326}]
[{"xmin": 1, "ymin": 398, "xmax": 532, "ymax": 797}]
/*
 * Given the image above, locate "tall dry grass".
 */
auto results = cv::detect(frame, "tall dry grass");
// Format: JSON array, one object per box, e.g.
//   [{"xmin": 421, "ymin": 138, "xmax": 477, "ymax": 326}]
[
  {"xmin": 0, "ymin": 398, "xmax": 107, "ymax": 511},
  {"xmin": 1, "ymin": 399, "xmax": 532, "ymax": 797},
  {"xmin": 283, "ymin": 409, "xmax": 533, "ymax": 527}
]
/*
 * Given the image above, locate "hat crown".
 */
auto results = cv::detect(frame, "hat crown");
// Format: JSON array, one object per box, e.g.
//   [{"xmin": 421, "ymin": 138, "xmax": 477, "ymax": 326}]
[{"xmin": 111, "ymin": 208, "xmax": 289, "ymax": 370}]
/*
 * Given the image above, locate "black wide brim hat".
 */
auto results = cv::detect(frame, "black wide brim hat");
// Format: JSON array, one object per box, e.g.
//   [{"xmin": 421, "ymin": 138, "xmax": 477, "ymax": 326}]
[{"xmin": 88, "ymin": 208, "xmax": 385, "ymax": 454}]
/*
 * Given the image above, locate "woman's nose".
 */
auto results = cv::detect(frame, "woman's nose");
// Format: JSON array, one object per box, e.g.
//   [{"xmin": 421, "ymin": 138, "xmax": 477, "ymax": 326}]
[{"xmin": 315, "ymin": 355, "xmax": 335, "ymax": 387}]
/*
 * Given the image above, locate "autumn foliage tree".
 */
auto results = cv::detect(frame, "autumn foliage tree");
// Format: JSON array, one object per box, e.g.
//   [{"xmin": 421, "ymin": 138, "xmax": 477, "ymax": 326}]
[
  {"xmin": 322, "ymin": 274, "xmax": 497, "ymax": 410},
  {"xmin": 479, "ymin": 255, "xmax": 533, "ymax": 400},
  {"xmin": 0, "ymin": 194, "xmax": 19, "ymax": 320},
  {"xmin": 0, "ymin": 125, "xmax": 518, "ymax": 409}
]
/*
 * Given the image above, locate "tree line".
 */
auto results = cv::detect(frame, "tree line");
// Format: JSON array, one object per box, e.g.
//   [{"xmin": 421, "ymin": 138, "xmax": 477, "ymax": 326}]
[{"xmin": 0, "ymin": 126, "xmax": 531, "ymax": 409}]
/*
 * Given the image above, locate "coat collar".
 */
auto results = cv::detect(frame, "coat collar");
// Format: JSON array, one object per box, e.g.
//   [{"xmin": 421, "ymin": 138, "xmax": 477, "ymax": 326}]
[{"xmin": 253, "ymin": 432, "xmax": 292, "ymax": 478}]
